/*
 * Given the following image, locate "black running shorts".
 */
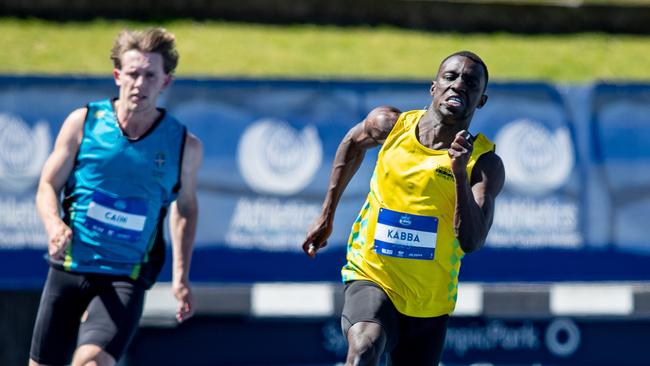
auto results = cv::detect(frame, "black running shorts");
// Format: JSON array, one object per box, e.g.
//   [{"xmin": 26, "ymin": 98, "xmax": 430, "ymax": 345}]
[
  {"xmin": 341, "ymin": 280, "xmax": 449, "ymax": 365},
  {"xmin": 29, "ymin": 267, "xmax": 146, "ymax": 365}
]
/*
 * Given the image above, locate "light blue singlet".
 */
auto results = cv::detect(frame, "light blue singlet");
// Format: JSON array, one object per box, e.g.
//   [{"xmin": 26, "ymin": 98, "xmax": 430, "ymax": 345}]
[{"xmin": 59, "ymin": 99, "xmax": 186, "ymax": 279}]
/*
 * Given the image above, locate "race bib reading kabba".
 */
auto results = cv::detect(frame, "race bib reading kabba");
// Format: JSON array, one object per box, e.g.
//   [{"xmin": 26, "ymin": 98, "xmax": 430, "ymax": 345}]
[{"xmin": 374, "ymin": 208, "xmax": 438, "ymax": 260}]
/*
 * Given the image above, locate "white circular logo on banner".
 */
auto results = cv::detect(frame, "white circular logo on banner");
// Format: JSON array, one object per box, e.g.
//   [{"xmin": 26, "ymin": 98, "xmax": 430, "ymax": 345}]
[
  {"xmin": 545, "ymin": 318, "xmax": 581, "ymax": 357},
  {"xmin": 0, "ymin": 113, "xmax": 51, "ymax": 193},
  {"xmin": 496, "ymin": 119, "xmax": 574, "ymax": 195},
  {"xmin": 237, "ymin": 119, "xmax": 322, "ymax": 196}
]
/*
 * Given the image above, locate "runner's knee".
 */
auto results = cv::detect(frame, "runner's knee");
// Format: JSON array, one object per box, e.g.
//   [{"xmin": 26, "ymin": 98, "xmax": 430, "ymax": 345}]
[
  {"xmin": 71, "ymin": 344, "xmax": 116, "ymax": 366},
  {"xmin": 346, "ymin": 322, "xmax": 386, "ymax": 365}
]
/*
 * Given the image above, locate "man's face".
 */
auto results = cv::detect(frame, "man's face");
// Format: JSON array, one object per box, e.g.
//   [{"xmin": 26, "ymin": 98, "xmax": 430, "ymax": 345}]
[
  {"xmin": 113, "ymin": 49, "xmax": 171, "ymax": 113},
  {"xmin": 430, "ymin": 55, "xmax": 487, "ymax": 122}
]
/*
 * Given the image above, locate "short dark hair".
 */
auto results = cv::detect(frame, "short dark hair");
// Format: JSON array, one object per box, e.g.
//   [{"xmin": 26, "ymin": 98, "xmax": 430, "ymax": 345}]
[{"xmin": 439, "ymin": 51, "xmax": 489, "ymax": 88}]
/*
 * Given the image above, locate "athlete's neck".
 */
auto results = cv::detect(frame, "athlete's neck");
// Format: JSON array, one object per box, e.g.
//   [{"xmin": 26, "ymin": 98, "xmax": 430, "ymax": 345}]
[
  {"xmin": 113, "ymin": 99, "xmax": 160, "ymax": 139},
  {"xmin": 417, "ymin": 108, "xmax": 469, "ymax": 150}
]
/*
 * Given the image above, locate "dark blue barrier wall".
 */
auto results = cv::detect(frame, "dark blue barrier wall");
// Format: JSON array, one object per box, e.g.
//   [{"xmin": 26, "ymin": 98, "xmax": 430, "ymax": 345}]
[
  {"xmin": 0, "ymin": 76, "xmax": 649, "ymax": 287},
  {"xmin": 122, "ymin": 316, "xmax": 650, "ymax": 366}
]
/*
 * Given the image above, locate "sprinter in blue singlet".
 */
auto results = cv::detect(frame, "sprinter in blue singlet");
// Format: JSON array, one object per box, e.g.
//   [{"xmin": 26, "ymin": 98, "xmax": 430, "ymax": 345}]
[{"xmin": 29, "ymin": 28, "xmax": 203, "ymax": 366}]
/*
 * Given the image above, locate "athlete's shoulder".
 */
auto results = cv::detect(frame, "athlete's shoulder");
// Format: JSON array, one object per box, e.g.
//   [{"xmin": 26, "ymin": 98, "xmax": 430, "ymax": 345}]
[
  {"xmin": 363, "ymin": 105, "xmax": 402, "ymax": 144},
  {"xmin": 67, "ymin": 107, "xmax": 89, "ymax": 122},
  {"xmin": 476, "ymin": 149, "xmax": 503, "ymax": 168},
  {"xmin": 399, "ymin": 109, "xmax": 428, "ymax": 129},
  {"xmin": 184, "ymin": 132, "xmax": 203, "ymax": 153},
  {"xmin": 86, "ymin": 99, "xmax": 112, "ymax": 109},
  {"xmin": 154, "ymin": 110, "xmax": 186, "ymax": 144},
  {"xmin": 60, "ymin": 107, "xmax": 89, "ymax": 135},
  {"xmin": 83, "ymin": 100, "xmax": 115, "ymax": 129},
  {"xmin": 159, "ymin": 109, "xmax": 183, "ymax": 128},
  {"xmin": 472, "ymin": 149, "xmax": 505, "ymax": 188},
  {"xmin": 182, "ymin": 132, "xmax": 203, "ymax": 170}
]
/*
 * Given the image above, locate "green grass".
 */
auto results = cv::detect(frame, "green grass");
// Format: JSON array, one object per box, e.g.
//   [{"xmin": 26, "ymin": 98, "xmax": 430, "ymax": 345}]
[{"xmin": 1, "ymin": 18, "xmax": 650, "ymax": 82}]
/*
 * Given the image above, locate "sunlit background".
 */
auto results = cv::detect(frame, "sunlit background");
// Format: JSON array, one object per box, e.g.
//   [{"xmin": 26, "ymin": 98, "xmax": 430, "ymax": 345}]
[{"xmin": 1, "ymin": 1, "xmax": 650, "ymax": 365}]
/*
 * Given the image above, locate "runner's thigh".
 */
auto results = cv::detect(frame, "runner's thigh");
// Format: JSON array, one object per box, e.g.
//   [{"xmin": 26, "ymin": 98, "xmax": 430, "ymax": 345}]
[
  {"xmin": 341, "ymin": 280, "xmax": 400, "ymax": 348},
  {"xmin": 30, "ymin": 268, "xmax": 90, "ymax": 365},
  {"xmin": 77, "ymin": 277, "xmax": 146, "ymax": 361},
  {"xmin": 388, "ymin": 314, "xmax": 449, "ymax": 366}
]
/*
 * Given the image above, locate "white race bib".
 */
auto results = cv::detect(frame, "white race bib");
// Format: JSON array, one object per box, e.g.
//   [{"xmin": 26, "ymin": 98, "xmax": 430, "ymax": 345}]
[
  {"xmin": 84, "ymin": 191, "xmax": 148, "ymax": 242},
  {"xmin": 374, "ymin": 208, "xmax": 438, "ymax": 260}
]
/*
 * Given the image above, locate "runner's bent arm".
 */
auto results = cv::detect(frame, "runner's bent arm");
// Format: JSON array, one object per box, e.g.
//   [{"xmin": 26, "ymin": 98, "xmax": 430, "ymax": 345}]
[
  {"xmin": 450, "ymin": 132, "xmax": 505, "ymax": 253},
  {"xmin": 302, "ymin": 106, "xmax": 401, "ymax": 258},
  {"xmin": 169, "ymin": 133, "xmax": 203, "ymax": 322},
  {"xmin": 36, "ymin": 108, "xmax": 86, "ymax": 259}
]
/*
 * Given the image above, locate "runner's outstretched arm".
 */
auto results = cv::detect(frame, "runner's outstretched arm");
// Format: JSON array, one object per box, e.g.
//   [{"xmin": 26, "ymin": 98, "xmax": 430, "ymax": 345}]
[
  {"xmin": 302, "ymin": 106, "xmax": 401, "ymax": 258},
  {"xmin": 36, "ymin": 108, "xmax": 85, "ymax": 260},
  {"xmin": 169, "ymin": 133, "xmax": 203, "ymax": 322}
]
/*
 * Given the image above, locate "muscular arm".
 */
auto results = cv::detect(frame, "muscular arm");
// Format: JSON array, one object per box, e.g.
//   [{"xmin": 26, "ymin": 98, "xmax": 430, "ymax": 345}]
[
  {"xmin": 302, "ymin": 105, "xmax": 401, "ymax": 257},
  {"xmin": 453, "ymin": 151, "xmax": 505, "ymax": 253},
  {"xmin": 36, "ymin": 108, "xmax": 86, "ymax": 259},
  {"xmin": 169, "ymin": 132, "xmax": 203, "ymax": 322}
]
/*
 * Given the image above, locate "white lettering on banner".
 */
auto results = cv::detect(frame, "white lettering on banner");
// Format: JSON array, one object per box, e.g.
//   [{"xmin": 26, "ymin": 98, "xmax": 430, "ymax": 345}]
[
  {"xmin": 0, "ymin": 197, "xmax": 46, "ymax": 248},
  {"xmin": 487, "ymin": 196, "xmax": 582, "ymax": 248},
  {"xmin": 445, "ymin": 321, "xmax": 541, "ymax": 357},
  {"xmin": 86, "ymin": 202, "xmax": 146, "ymax": 231},
  {"xmin": 225, "ymin": 197, "xmax": 320, "ymax": 251},
  {"xmin": 374, "ymin": 223, "xmax": 435, "ymax": 248}
]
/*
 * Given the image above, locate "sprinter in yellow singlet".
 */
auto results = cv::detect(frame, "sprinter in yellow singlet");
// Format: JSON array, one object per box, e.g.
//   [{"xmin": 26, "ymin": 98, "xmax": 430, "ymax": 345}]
[{"xmin": 302, "ymin": 51, "xmax": 505, "ymax": 366}]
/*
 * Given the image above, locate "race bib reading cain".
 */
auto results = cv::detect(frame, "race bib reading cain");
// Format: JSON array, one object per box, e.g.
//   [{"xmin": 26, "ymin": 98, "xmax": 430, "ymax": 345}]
[{"xmin": 84, "ymin": 191, "xmax": 148, "ymax": 242}]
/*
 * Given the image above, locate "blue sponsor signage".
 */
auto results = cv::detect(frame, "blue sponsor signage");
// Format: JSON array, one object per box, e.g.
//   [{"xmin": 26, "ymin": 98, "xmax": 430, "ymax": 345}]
[{"xmin": 0, "ymin": 76, "xmax": 649, "ymax": 286}]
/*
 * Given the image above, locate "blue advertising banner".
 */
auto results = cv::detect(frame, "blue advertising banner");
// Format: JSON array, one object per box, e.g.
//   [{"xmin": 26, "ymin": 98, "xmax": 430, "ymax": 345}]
[
  {"xmin": 590, "ymin": 83, "xmax": 650, "ymax": 253},
  {"xmin": 124, "ymin": 316, "xmax": 650, "ymax": 366},
  {"xmin": 0, "ymin": 76, "xmax": 648, "ymax": 287}
]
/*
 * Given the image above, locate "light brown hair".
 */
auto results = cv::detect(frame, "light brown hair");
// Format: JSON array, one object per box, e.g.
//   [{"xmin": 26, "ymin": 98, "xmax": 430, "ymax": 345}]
[{"xmin": 110, "ymin": 27, "xmax": 179, "ymax": 74}]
